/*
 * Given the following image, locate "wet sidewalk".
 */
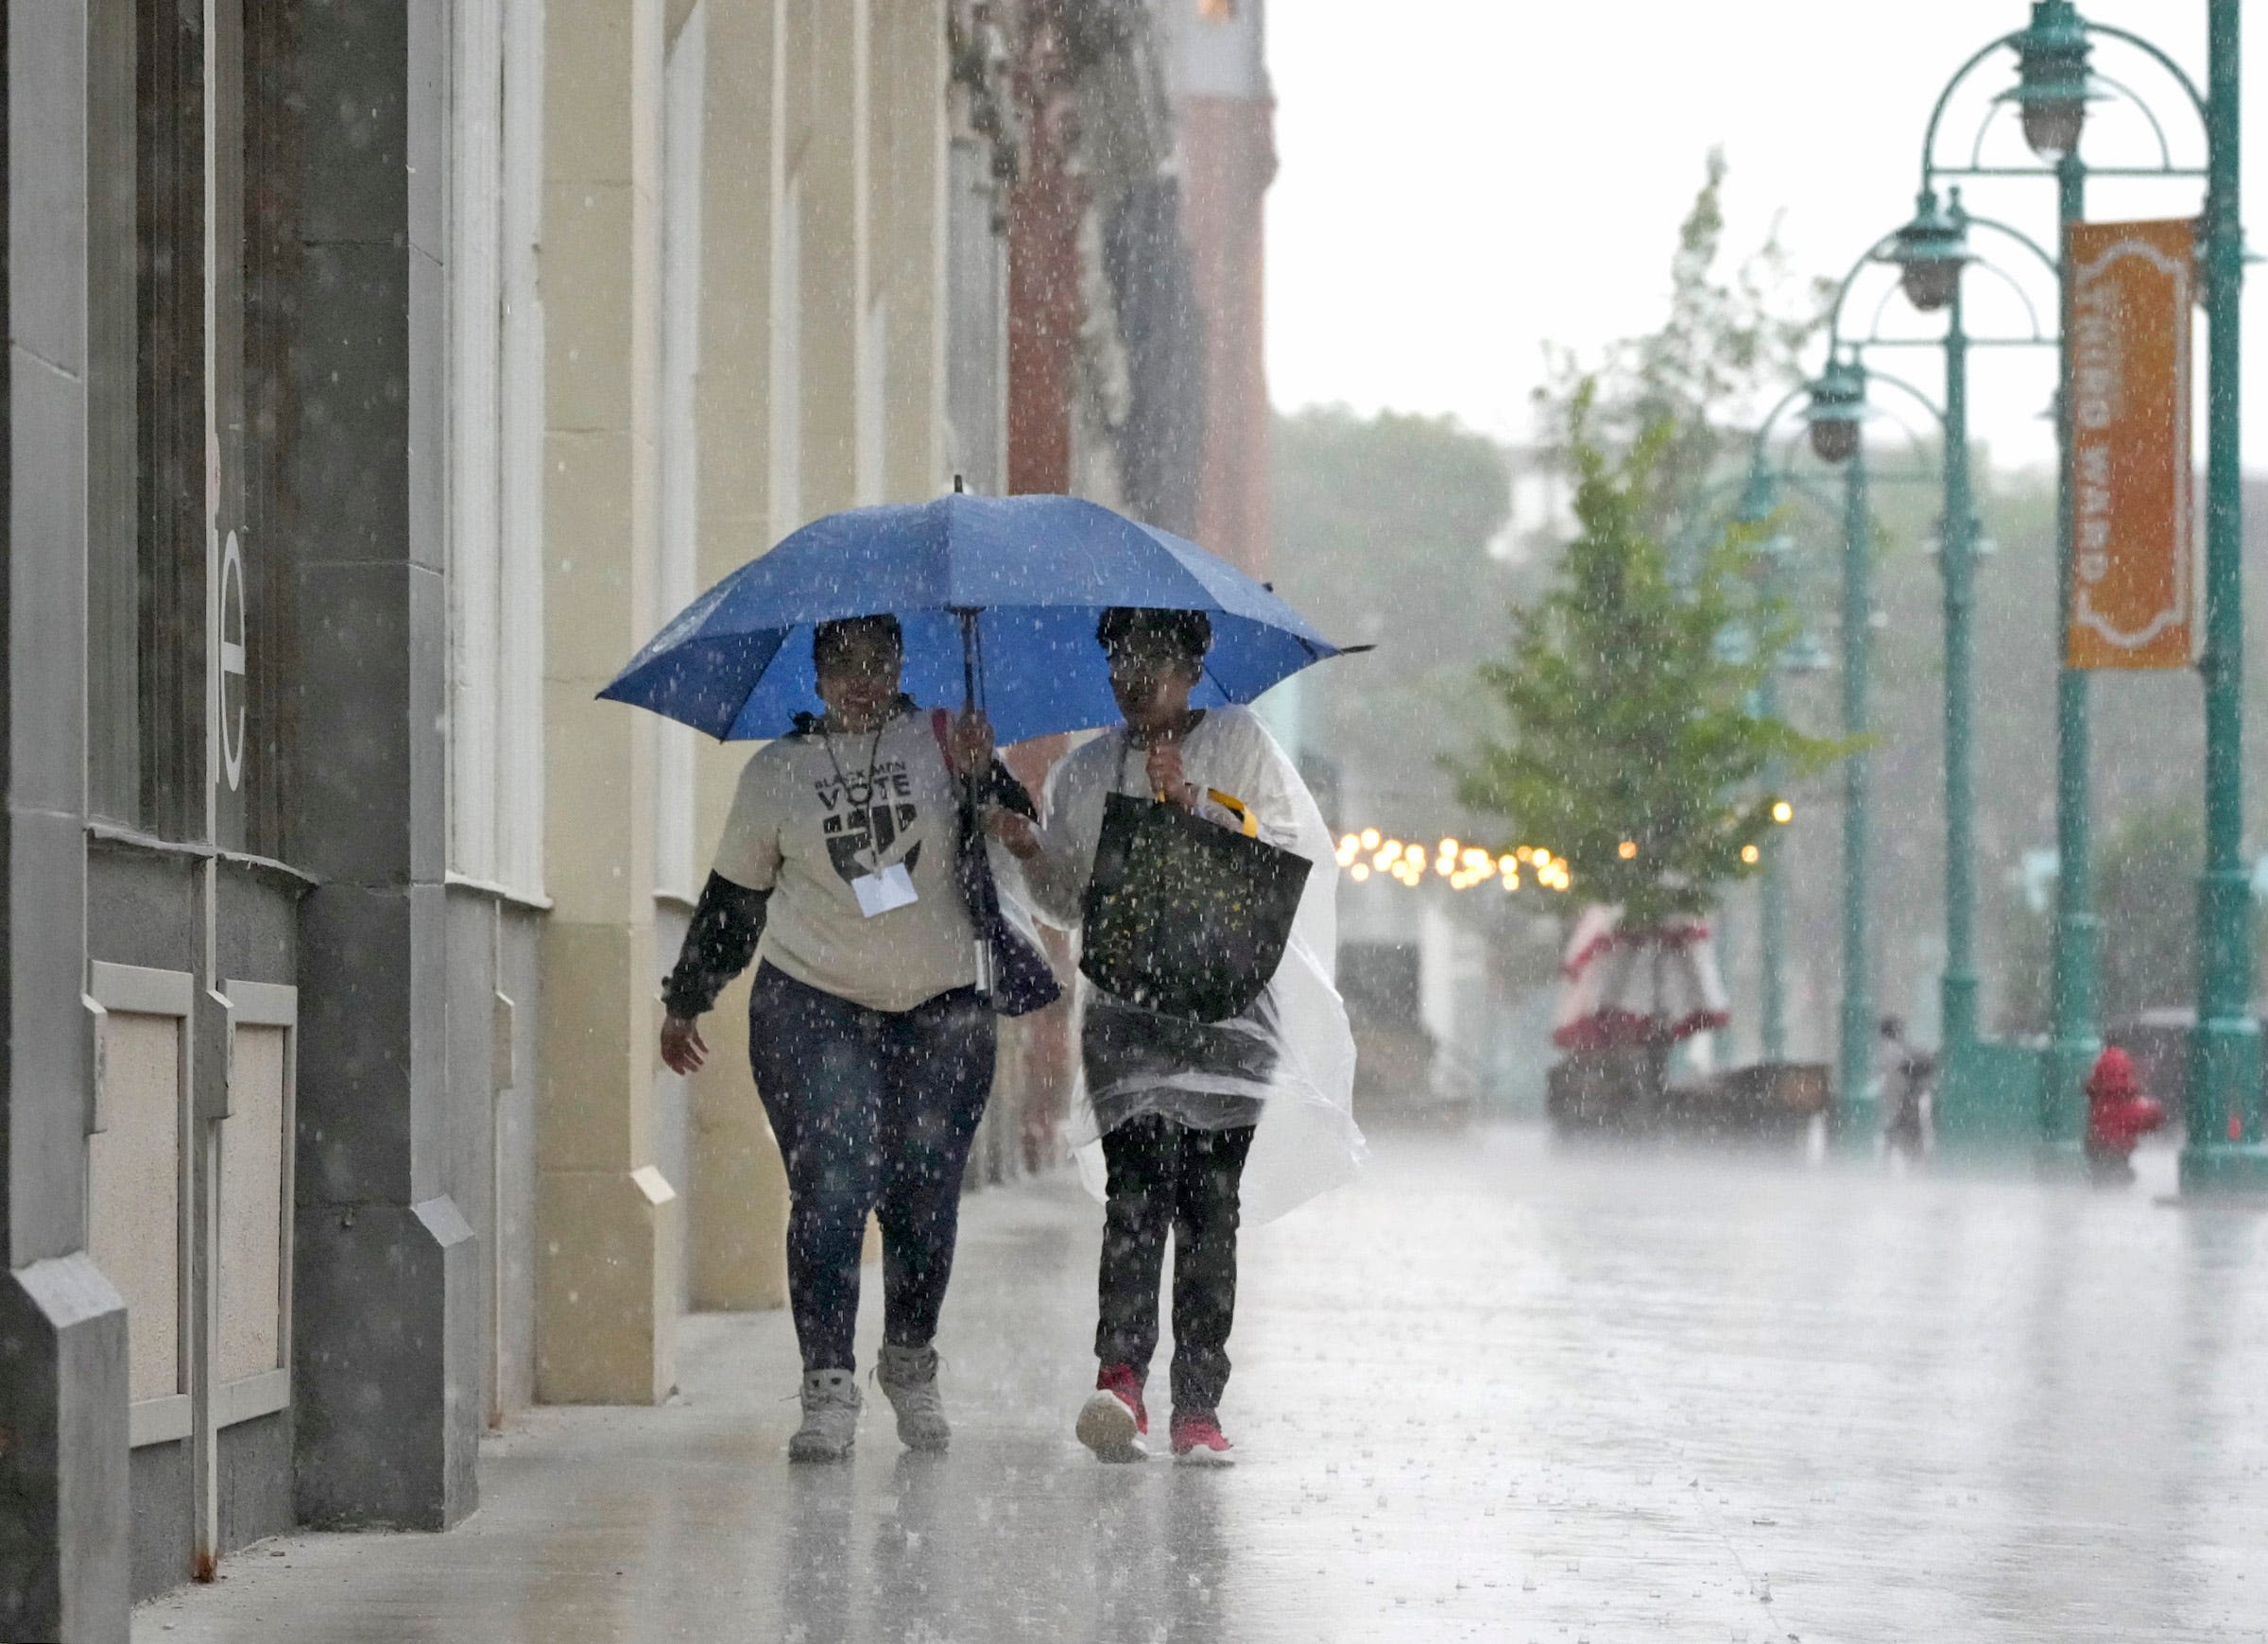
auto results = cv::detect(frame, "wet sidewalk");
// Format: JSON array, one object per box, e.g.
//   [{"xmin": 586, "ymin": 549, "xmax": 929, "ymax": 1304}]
[{"xmin": 139, "ymin": 1128, "xmax": 2268, "ymax": 1643}]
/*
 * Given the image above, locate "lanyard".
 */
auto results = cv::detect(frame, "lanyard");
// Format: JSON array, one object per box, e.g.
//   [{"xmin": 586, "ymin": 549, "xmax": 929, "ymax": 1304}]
[{"xmin": 818, "ymin": 716, "xmax": 890, "ymax": 871}]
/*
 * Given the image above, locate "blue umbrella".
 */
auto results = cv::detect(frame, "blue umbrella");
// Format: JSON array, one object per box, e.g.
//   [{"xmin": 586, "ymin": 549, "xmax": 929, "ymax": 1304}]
[{"xmin": 598, "ymin": 492, "xmax": 1352, "ymax": 745}]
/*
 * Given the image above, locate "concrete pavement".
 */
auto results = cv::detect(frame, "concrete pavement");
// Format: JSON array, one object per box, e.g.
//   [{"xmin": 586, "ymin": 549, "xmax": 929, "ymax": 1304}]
[{"xmin": 138, "ymin": 1127, "xmax": 2268, "ymax": 1642}]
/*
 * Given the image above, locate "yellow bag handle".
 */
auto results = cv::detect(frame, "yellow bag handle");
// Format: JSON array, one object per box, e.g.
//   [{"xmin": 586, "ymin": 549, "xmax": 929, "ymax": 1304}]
[
  {"xmin": 1147, "ymin": 775, "xmax": 1261, "ymax": 838},
  {"xmin": 1205, "ymin": 789, "xmax": 1261, "ymax": 839}
]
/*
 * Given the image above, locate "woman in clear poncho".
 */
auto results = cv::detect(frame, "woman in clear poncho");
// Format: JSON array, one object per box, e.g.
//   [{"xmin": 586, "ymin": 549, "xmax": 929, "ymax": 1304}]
[{"xmin": 987, "ymin": 607, "xmax": 1362, "ymax": 1464}]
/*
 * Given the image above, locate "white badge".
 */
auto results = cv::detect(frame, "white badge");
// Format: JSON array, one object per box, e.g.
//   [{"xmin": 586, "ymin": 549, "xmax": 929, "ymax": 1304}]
[{"xmin": 851, "ymin": 862, "xmax": 919, "ymax": 918}]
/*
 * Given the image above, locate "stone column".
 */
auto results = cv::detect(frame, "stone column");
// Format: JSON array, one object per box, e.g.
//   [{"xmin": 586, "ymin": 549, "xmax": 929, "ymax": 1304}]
[
  {"xmin": 683, "ymin": 0, "xmax": 788, "ymax": 1313},
  {"xmin": 1, "ymin": 6, "xmax": 132, "ymax": 1630},
  {"xmin": 802, "ymin": 0, "xmax": 872, "ymax": 514},
  {"xmin": 878, "ymin": 0, "xmax": 948, "ymax": 504},
  {"xmin": 289, "ymin": 0, "xmax": 479, "ymax": 1530},
  {"xmin": 535, "ymin": 0, "xmax": 681, "ymax": 1404}
]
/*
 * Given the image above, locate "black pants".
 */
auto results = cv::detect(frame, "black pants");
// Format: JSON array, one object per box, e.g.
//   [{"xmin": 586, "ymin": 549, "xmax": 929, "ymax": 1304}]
[
  {"xmin": 1095, "ymin": 1114, "xmax": 1257, "ymax": 1417},
  {"xmin": 746, "ymin": 965, "xmax": 995, "ymax": 1372}
]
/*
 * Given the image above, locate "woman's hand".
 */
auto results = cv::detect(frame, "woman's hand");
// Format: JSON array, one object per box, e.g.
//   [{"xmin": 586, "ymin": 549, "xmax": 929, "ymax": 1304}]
[
  {"xmin": 660, "ymin": 1014, "xmax": 709, "ymax": 1076},
  {"xmin": 1145, "ymin": 741, "xmax": 1199, "ymax": 811},
  {"xmin": 945, "ymin": 710, "xmax": 996, "ymax": 778},
  {"xmin": 983, "ymin": 805, "xmax": 1043, "ymax": 861}
]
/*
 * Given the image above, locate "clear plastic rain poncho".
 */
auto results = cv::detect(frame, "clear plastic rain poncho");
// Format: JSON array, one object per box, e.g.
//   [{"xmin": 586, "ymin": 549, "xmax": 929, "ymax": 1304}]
[{"xmin": 1004, "ymin": 706, "xmax": 1364, "ymax": 1225}]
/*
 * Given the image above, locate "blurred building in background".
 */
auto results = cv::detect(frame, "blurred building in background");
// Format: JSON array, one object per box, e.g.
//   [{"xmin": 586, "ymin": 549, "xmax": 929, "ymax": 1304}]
[
  {"xmin": 988, "ymin": 0, "xmax": 1274, "ymax": 1172},
  {"xmin": 1166, "ymin": 0, "xmax": 1275, "ymax": 581}
]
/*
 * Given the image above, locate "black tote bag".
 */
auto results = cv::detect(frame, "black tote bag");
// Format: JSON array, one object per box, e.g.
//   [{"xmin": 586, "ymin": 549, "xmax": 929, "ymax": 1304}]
[{"xmin": 1079, "ymin": 791, "xmax": 1312, "ymax": 1023}]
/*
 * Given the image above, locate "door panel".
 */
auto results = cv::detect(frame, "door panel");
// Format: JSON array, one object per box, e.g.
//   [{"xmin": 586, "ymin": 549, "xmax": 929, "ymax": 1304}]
[
  {"xmin": 87, "ymin": 962, "xmax": 196, "ymax": 1447},
  {"xmin": 216, "ymin": 984, "xmax": 295, "ymax": 1426}
]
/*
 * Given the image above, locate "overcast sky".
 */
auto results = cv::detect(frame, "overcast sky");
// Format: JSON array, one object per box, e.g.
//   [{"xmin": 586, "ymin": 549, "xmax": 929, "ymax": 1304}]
[{"xmin": 1265, "ymin": 1, "xmax": 2268, "ymax": 473}]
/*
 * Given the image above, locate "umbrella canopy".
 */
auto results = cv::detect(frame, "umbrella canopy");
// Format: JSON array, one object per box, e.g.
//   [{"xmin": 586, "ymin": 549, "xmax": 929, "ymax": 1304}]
[
  {"xmin": 1553, "ymin": 904, "xmax": 1730, "ymax": 1053},
  {"xmin": 598, "ymin": 493, "xmax": 1349, "ymax": 746}
]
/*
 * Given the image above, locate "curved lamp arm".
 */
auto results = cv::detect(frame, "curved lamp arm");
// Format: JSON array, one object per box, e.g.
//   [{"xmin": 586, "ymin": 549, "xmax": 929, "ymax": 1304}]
[
  {"xmin": 1824, "ymin": 235, "xmax": 1906, "ymax": 354},
  {"xmin": 2088, "ymin": 22, "xmax": 2208, "ymax": 128},
  {"xmin": 1921, "ymin": 19, "xmax": 2207, "ymax": 188},
  {"xmin": 1919, "ymin": 30, "xmax": 2029, "ymax": 180}
]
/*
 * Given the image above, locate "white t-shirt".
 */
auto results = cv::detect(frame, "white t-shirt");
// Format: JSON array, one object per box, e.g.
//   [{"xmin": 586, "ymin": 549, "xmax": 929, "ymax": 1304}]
[{"xmin": 711, "ymin": 710, "xmax": 977, "ymax": 1013}]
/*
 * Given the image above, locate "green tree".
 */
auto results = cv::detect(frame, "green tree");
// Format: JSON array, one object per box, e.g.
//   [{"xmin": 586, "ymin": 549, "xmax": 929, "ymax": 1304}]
[
  {"xmin": 1454, "ymin": 398, "xmax": 1845, "ymax": 923},
  {"xmin": 1534, "ymin": 149, "xmax": 1830, "ymax": 537}
]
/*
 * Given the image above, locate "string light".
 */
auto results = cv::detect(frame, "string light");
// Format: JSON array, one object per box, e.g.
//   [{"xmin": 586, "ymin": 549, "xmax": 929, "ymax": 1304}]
[
  {"xmin": 1329, "ymin": 814, "xmax": 1796, "ymax": 895},
  {"xmin": 1332, "ymin": 831, "xmax": 1572, "ymax": 895}
]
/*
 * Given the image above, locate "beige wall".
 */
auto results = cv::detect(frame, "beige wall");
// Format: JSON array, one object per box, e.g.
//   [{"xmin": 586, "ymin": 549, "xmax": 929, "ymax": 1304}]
[
  {"xmin": 534, "ymin": 0, "xmax": 682, "ymax": 1404},
  {"xmin": 679, "ymin": 0, "xmax": 962, "ymax": 1310},
  {"xmin": 530, "ymin": 0, "xmax": 971, "ymax": 1330},
  {"xmin": 684, "ymin": 0, "xmax": 789, "ymax": 1311}
]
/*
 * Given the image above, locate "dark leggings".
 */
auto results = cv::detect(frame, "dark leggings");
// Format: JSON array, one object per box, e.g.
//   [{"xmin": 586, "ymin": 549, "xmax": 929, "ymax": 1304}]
[
  {"xmin": 1094, "ymin": 1115, "xmax": 1257, "ymax": 1417},
  {"xmin": 746, "ymin": 964, "xmax": 996, "ymax": 1372}
]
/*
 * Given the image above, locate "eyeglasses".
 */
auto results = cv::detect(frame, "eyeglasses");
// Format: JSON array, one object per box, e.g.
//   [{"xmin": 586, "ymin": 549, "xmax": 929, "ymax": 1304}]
[{"xmin": 1104, "ymin": 638, "xmax": 1192, "ymax": 665}]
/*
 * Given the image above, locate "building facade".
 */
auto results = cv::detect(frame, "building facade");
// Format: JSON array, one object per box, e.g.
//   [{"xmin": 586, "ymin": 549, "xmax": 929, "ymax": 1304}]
[
  {"xmin": 0, "ymin": 1, "xmax": 1022, "ymax": 1633},
  {"xmin": 0, "ymin": 0, "xmax": 1261, "ymax": 1633}
]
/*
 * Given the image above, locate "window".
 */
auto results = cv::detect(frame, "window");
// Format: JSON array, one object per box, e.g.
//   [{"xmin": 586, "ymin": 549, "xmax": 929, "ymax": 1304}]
[
  {"xmin": 448, "ymin": 0, "xmax": 546, "ymax": 896},
  {"xmin": 93, "ymin": 0, "xmax": 295, "ymax": 854},
  {"xmin": 112, "ymin": 0, "xmax": 209, "ymax": 843}
]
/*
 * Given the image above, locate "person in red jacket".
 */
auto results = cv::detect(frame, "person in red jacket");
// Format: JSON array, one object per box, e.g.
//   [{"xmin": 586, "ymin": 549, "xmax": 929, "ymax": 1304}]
[{"xmin": 2085, "ymin": 1047, "xmax": 2167, "ymax": 1186}]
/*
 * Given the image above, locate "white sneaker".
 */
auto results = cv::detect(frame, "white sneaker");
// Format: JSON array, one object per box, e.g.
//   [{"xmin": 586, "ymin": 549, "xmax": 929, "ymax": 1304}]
[
  {"xmin": 876, "ymin": 1344, "xmax": 951, "ymax": 1452},
  {"xmin": 789, "ymin": 1369, "xmax": 861, "ymax": 1464},
  {"xmin": 1076, "ymin": 1368, "xmax": 1149, "ymax": 1464}
]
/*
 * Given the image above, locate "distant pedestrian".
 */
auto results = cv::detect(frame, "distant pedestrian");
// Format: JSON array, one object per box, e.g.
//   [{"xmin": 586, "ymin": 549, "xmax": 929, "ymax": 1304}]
[
  {"xmin": 987, "ymin": 606, "xmax": 1360, "ymax": 1466},
  {"xmin": 2084, "ymin": 1046, "xmax": 2167, "ymax": 1187},
  {"xmin": 657, "ymin": 614, "xmax": 1037, "ymax": 1463},
  {"xmin": 1877, "ymin": 1016, "xmax": 1933, "ymax": 1161}
]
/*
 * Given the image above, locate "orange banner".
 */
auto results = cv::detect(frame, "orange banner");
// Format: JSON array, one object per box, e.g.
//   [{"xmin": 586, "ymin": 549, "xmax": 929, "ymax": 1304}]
[{"xmin": 2065, "ymin": 218, "xmax": 2198, "ymax": 670}]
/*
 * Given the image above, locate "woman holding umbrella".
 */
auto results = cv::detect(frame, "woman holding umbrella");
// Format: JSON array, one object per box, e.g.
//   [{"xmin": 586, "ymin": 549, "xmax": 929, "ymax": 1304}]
[
  {"xmin": 988, "ymin": 607, "xmax": 1359, "ymax": 1465},
  {"xmin": 657, "ymin": 614, "xmax": 1032, "ymax": 1464}
]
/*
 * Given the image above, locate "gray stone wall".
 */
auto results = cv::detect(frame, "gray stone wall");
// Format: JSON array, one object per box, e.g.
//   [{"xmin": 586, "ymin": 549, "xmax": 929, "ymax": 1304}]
[
  {"xmin": 286, "ymin": 0, "xmax": 477, "ymax": 1532},
  {"xmin": 2, "ymin": 1, "xmax": 133, "ymax": 1637}
]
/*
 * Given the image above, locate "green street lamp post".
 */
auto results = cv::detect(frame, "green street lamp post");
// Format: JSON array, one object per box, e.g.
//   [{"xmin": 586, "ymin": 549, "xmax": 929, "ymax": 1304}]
[
  {"xmin": 2043, "ymin": 144, "xmax": 2098, "ymax": 1161},
  {"xmin": 2182, "ymin": 0, "xmax": 2264, "ymax": 1188},
  {"xmin": 1869, "ymin": 190, "xmax": 2060, "ymax": 1135},
  {"xmin": 1806, "ymin": 214, "xmax": 1999, "ymax": 1145},
  {"xmin": 1693, "ymin": 437, "xmax": 1835, "ymax": 1071},
  {"xmin": 1916, "ymin": 0, "xmax": 2259, "ymax": 1174},
  {"xmin": 1805, "ymin": 358, "xmax": 1879, "ymax": 1142},
  {"xmin": 1887, "ymin": 191, "xmax": 1984, "ymax": 1057},
  {"xmin": 1802, "ymin": 351, "xmax": 1978, "ymax": 1146},
  {"xmin": 1708, "ymin": 371, "xmax": 1926, "ymax": 1096},
  {"xmin": 1732, "ymin": 463, "xmax": 1798, "ymax": 1066}
]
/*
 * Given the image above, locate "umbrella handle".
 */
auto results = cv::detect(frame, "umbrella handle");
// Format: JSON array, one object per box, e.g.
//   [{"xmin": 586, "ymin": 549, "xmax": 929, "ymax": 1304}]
[
  {"xmin": 956, "ymin": 609, "xmax": 980, "ymax": 716},
  {"xmin": 948, "ymin": 612, "xmax": 995, "ymax": 832}
]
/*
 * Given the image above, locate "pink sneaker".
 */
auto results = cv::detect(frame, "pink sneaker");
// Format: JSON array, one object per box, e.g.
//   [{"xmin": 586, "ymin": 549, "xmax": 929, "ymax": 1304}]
[
  {"xmin": 1170, "ymin": 1413, "xmax": 1234, "ymax": 1466},
  {"xmin": 1076, "ymin": 1363, "xmax": 1148, "ymax": 1462}
]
